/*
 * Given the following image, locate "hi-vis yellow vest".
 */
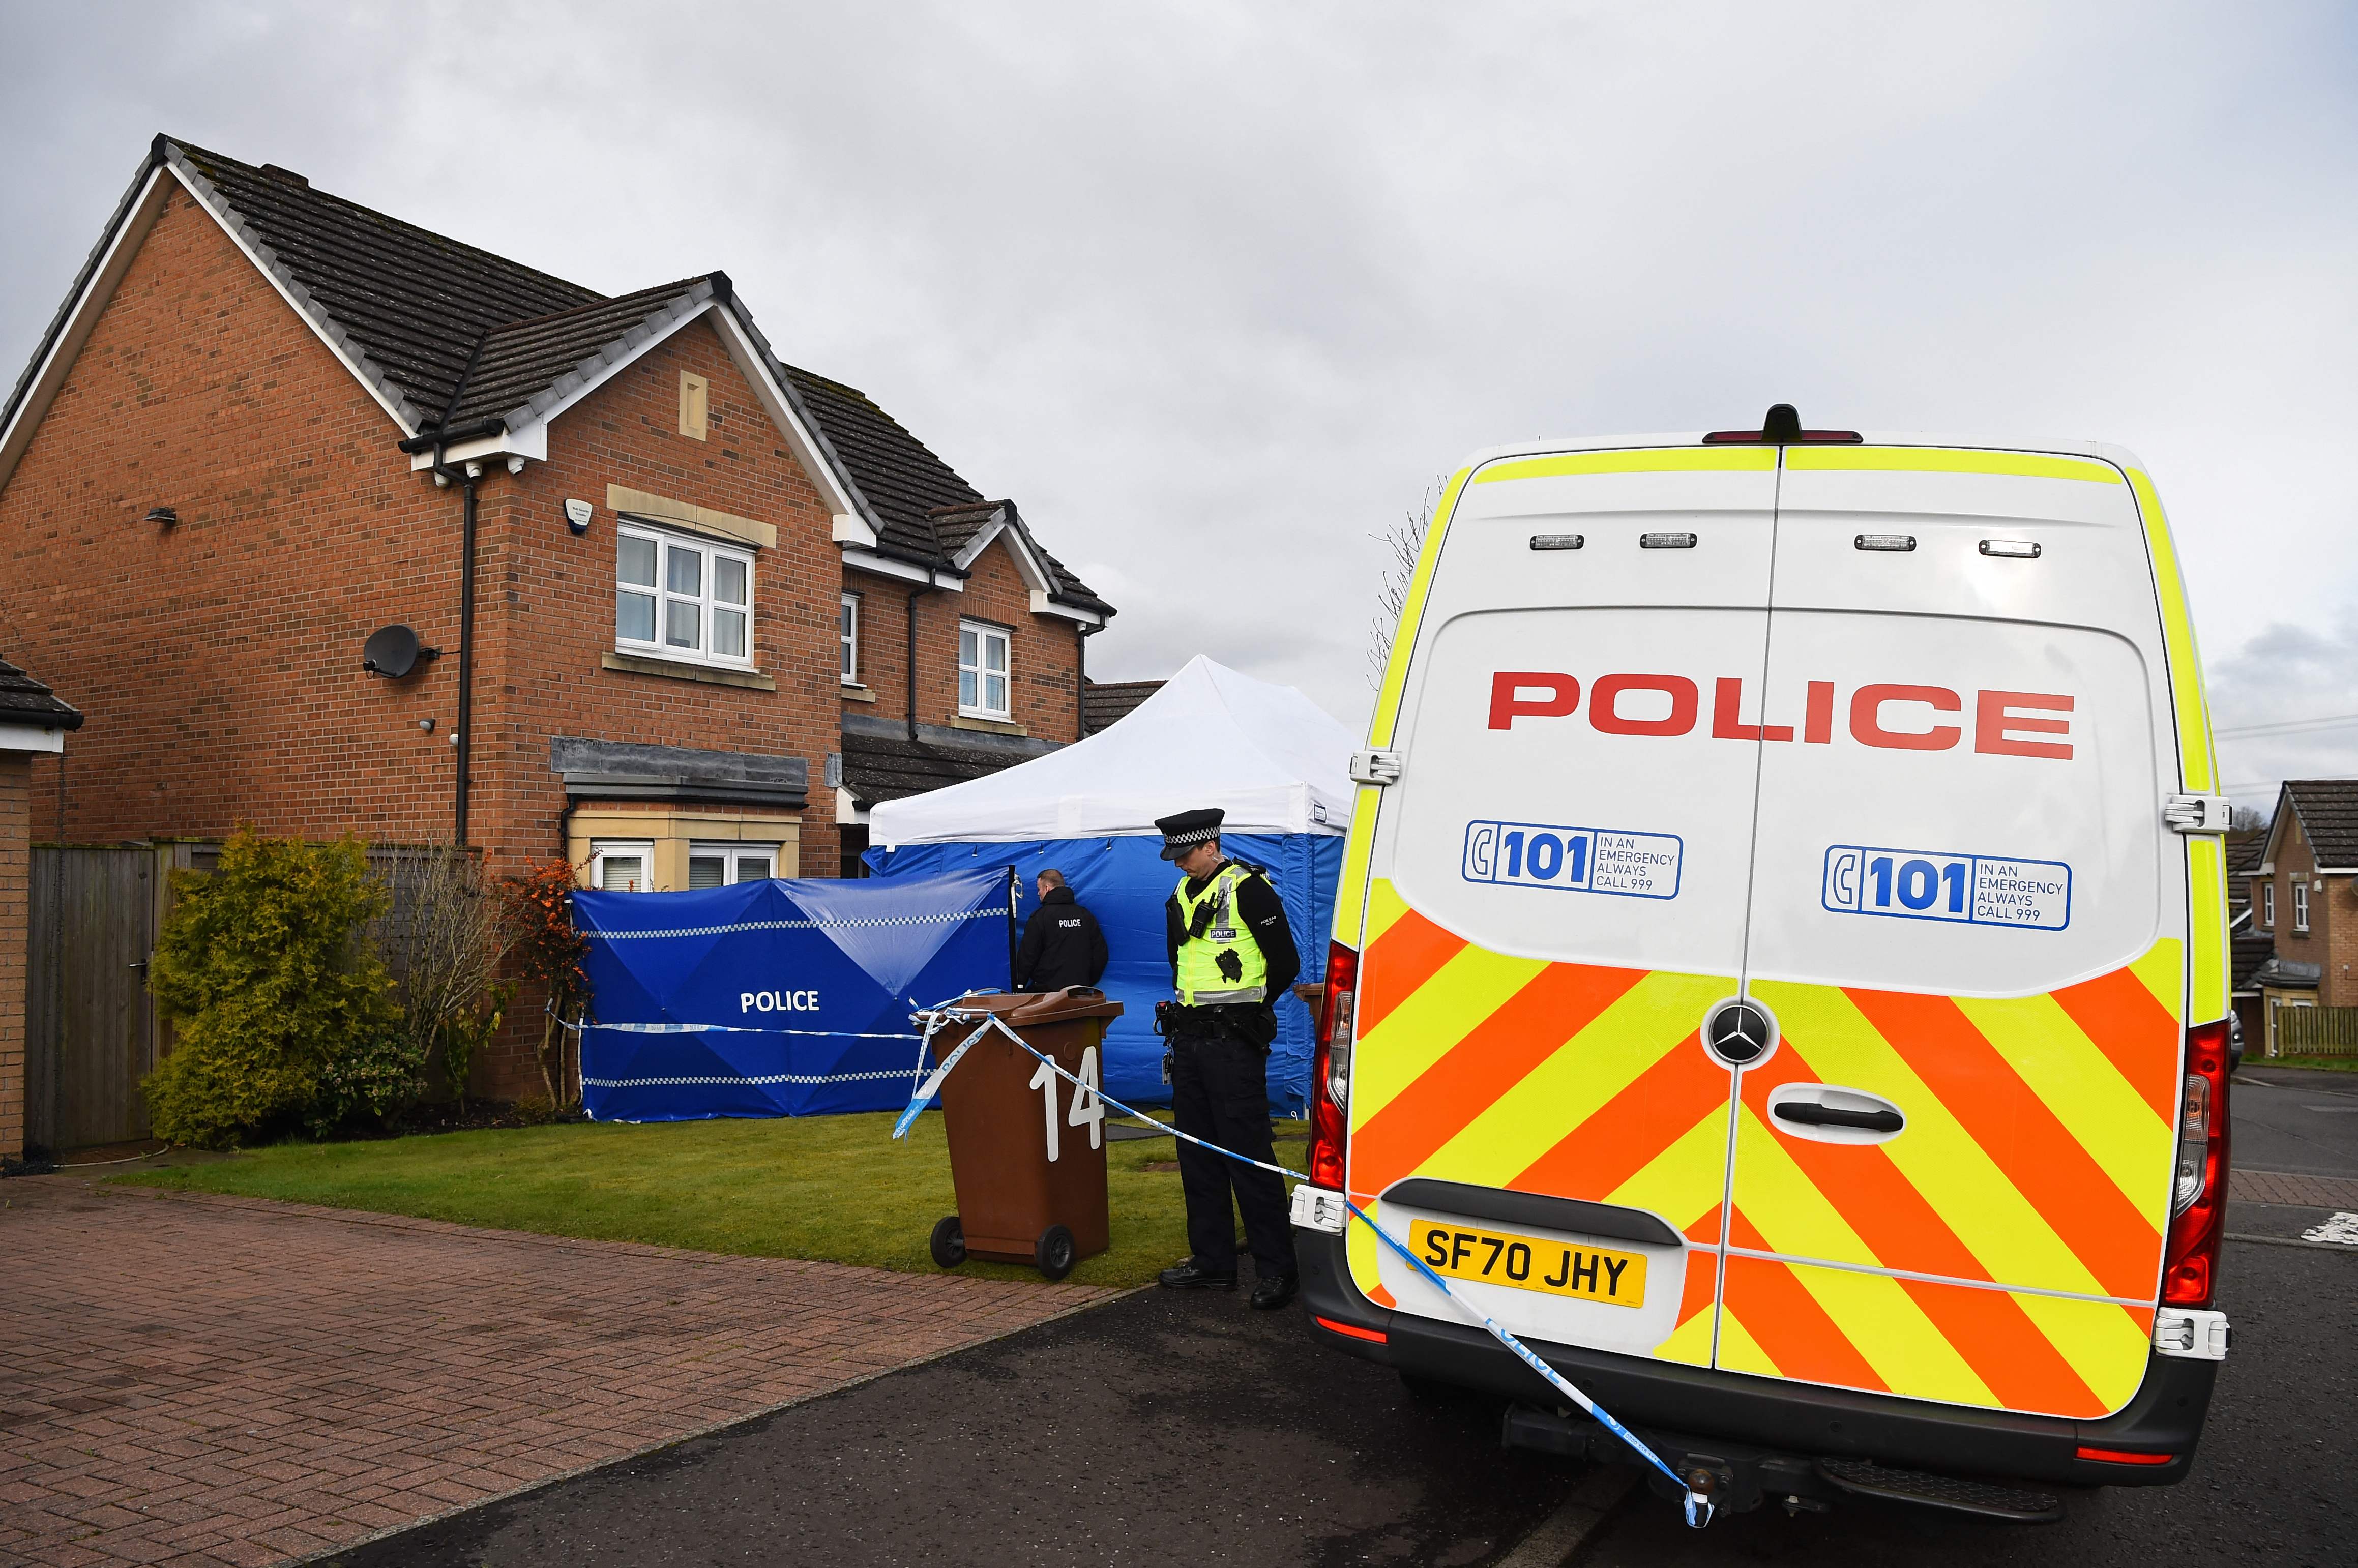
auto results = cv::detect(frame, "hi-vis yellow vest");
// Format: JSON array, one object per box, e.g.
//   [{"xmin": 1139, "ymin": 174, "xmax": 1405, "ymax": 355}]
[{"xmin": 1174, "ymin": 862, "xmax": 1269, "ymax": 1005}]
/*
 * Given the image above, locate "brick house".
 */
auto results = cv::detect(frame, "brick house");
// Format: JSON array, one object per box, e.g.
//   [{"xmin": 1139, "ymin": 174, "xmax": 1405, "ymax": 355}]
[
  {"xmin": 0, "ymin": 657, "xmax": 82, "ymax": 1164},
  {"xmin": 0, "ymin": 135, "xmax": 1113, "ymax": 1097},
  {"xmin": 2240, "ymin": 779, "xmax": 2358, "ymax": 1054}
]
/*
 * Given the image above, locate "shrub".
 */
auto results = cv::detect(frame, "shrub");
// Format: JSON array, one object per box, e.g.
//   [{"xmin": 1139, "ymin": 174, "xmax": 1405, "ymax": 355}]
[
  {"xmin": 144, "ymin": 830, "xmax": 404, "ymax": 1147},
  {"xmin": 377, "ymin": 847, "xmax": 514, "ymax": 1108},
  {"xmin": 499, "ymin": 862, "xmax": 592, "ymax": 1106}
]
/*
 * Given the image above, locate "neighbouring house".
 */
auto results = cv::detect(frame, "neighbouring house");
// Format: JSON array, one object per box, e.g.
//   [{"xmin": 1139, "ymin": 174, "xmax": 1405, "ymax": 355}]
[
  {"xmin": 0, "ymin": 656, "xmax": 82, "ymax": 1164},
  {"xmin": 2226, "ymin": 829, "xmax": 2269, "ymax": 1053},
  {"xmin": 2240, "ymin": 780, "xmax": 2358, "ymax": 1055},
  {"xmin": 0, "ymin": 135, "xmax": 1114, "ymax": 1097}
]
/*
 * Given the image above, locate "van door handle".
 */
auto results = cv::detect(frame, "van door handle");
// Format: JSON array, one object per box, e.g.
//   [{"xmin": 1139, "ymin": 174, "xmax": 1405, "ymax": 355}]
[{"xmin": 1773, "ymin": 1102, "xmax": 1902, "ymax": 1133}]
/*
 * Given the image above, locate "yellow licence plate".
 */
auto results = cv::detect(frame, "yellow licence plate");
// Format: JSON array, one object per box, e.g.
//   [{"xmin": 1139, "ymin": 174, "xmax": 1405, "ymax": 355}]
[{"xmin": 1407, "ymin": 1218, "xmax": 1648, "ymax": 1308}]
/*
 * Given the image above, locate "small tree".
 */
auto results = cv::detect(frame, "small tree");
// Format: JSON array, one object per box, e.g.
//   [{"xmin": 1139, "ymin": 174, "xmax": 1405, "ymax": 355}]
[
  {"xmin": 378, "ymin": 846, "xmax": 514, "ymax": 1110},
  {"xmin": 499, "ymin": 862, "xmax": 592, "ymax": 1107},
  {"xmin": 1368, "ymin": 481, "xmax": 1441, "ymax": 690},
  {"xmin": 145, "ymin": 830, "xmax": 401, "ymax": 1147}
]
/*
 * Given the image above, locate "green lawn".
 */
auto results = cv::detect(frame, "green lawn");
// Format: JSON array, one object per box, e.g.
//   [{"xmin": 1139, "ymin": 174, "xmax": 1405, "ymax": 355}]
[
  {"xmin": 114, "ymin": 1112, "xmax": 1305, "ymax": 1290},
  {"xmin": 2255, "ymin": 1054, "xmax": 2358, "ymax": 1073}
]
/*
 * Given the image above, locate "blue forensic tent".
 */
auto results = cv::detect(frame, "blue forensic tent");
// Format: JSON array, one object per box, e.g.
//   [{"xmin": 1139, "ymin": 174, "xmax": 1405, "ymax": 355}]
[
  {"xmin": 574, "ymin": 866, "xmax": 1015, "ymax": 1121},
  {"xmin": 864, "ymin": 657, "xmax": 1354, "ymax": 1113}
]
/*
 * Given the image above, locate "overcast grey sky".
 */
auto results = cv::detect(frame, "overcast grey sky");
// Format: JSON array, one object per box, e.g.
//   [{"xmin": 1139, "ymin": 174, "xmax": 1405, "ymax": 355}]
[{"xmin": 4, "ymin": 3, "xmax": 2353, "ymax": 806}]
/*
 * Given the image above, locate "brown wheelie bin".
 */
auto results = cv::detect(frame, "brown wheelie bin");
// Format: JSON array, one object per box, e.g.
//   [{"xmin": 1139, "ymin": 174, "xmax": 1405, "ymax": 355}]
[{"xmin": 928, "ymin": 987, "xmax": 1124, "ymax": 1280}]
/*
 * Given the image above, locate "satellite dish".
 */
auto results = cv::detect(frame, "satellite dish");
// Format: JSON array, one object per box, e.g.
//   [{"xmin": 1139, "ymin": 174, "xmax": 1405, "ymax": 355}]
[{"xmin": 362, "ymin": 625, "xmax": 438, "ymax": 678}]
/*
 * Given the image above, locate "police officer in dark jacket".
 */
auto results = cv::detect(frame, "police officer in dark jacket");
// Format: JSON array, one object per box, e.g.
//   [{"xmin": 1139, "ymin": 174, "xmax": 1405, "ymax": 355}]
[
  {"xmin": 1152, "ymin": 807, "xmax": 1301, "ymax": 1309},
  {"xmin": 1013, "ymin": 869, "xmax": 1108, "ymax": 992}
]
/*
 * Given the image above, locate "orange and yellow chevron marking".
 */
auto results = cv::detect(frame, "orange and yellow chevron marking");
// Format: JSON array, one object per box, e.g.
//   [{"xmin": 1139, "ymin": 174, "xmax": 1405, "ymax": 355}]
[
  {"xmin": 1654, "ymin": 1256, "xmax": 1721, "ymax": 1367},
  {"xmin": 1513, "ymin": 1035, "xmax": 1726, "ymax": 1202},
  {"xmin": 1839, "ymin": 988, "xmax": 2166, "ymax": 1299}
]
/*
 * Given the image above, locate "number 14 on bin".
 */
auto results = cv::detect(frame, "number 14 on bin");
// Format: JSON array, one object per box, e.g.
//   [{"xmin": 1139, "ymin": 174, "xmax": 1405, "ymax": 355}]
[{"xmin": 1029, "ymin": 1046, "xmax": 1103, "ymax": 1162}]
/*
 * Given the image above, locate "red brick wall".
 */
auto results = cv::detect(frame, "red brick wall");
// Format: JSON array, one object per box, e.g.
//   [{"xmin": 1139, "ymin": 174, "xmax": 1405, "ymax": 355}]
[
  {"xmin": 844, "ymin": 540, "xmax": 1085, "ymax": 742},
  {"xmin": 2, "ymin": 186, "xmax": 456, "ymax": 847},
  {"xmin": 467, "ymin": 318, "xmax": 842, "ymax": 878},
  {"xmin": 0, "ymin": 755, "xmax": 26, "ymax": 1160}
]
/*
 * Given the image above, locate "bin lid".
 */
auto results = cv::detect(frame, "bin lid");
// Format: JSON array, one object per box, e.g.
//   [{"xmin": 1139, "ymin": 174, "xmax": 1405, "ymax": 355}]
[{"xmin": 1011, "ymin": 986, "xmax": 1126, "ymax": 1025}]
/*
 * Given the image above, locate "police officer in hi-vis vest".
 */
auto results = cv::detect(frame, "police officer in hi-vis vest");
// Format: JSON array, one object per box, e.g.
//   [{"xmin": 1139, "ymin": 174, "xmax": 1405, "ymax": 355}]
[{"xmin": 1152, "ymin": 807, "xmax": 1301, "ymax": 1308}]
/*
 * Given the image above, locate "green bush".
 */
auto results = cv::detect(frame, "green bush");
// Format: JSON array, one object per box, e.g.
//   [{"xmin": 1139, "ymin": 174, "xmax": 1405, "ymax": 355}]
[{"xmin": 144, "ymin": 830, "xmax": 409, "ymax": 1147}]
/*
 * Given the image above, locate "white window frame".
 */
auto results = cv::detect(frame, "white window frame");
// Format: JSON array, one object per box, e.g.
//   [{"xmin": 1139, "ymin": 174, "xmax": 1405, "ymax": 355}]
[
  {"xmin": 958, "ymin": 619, "xmax": 1012, "ymax": 719},
  {"xmin": 589, "ymin": 840, "xmax": 656, "ymax": 893},
  {"xmin": 840, "ymin": 593, "xmax": 860, "ymax": 684},
  {"xmin": 2262, "ymin": 881, "xmax": 2275, "ymax": 930},
  {"xmin": 688, "ymin": 841, "xmax": 778, "ymax": 890},
  {"xmin": 614, "ymin": 520, "xmax": 755, "ymax": 670},
  {"xmin": 2293, "ymin": 879, "xmax": 2309, "ymax": 934}
]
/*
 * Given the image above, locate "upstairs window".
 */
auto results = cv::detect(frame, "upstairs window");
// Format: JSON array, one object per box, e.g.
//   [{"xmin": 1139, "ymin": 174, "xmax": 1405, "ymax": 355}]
[
  {"xmin": 959, "ymin": 621, "xmax": 1010, "ymax": 718},
  {"xmin": 616, "ymin": 522, "xmax": 753, "ymax": 668},
  {"xmin": 840, "ymin": 593, "xmax": 860, "ymax": 683},
  {"xmin": 2262, "ymin": 881, "xmax": 2275, "ymax": 929},
  {"xmin": 2294, "ymin": 879, "xmax": 2310, "ymax": 934}
]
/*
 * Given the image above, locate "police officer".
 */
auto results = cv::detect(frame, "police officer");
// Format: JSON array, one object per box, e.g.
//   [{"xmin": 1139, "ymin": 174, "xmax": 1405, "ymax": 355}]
[
  {"xmin": 1013, "ymin": 868, "xmax": 1108, "ymax": 992},
  {"xmin": 1152, "ymin": 807, "xmax": 1300, "ymax": 1309}
]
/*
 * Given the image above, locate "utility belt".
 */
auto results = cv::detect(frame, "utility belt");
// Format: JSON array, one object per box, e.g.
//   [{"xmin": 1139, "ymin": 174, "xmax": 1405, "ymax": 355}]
[{"xmin": 1155, "ymin": 998, "xmax": 1278, "ymax": 1051}]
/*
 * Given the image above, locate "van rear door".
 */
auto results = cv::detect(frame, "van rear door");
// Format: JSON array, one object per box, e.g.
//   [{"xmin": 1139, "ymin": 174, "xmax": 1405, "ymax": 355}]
[
  {"xmin": 1724, "ymin": 446, "xmax": 2184, "ymax": 1418},
  {"xmin": 1348, "ymin": 447, "xmax": 1775, "ymax": 1368}
]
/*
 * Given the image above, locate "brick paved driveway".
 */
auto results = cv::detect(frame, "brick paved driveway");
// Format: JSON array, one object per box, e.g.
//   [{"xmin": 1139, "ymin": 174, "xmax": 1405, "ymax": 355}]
[{"xmin": 0, "ymin": 1177, "xmax": 1112, "ymax": 1566}]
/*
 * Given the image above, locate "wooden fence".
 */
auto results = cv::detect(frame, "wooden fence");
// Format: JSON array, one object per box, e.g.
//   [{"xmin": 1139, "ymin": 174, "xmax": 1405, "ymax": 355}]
[
  {"xmin": 2274, "ymin": 1004, "xmax": 2358, "ymax": 1057},
  {"xmin": 25, "ymin": 841, "xmax": 461, "ymax": 1155}
]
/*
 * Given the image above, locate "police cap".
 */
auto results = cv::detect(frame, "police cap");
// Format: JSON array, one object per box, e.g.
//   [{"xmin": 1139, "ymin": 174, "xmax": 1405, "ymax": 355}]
[{"xmin": 1154, "ymin": 807, "xmax": 1225, "ymax": 861}]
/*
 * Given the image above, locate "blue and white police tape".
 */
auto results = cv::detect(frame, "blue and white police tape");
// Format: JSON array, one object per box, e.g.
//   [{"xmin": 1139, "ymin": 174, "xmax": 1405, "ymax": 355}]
[{"xmin": 898, "ymin": 1003, "xmax": 1716, "ymax": 1530}]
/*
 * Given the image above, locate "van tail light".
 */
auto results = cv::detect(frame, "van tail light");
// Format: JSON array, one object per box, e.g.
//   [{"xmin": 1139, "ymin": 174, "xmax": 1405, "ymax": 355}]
[
  {"xmin": 2161, "ymin": 1018, "xmax": 2233, "ymax": 1307},
  {"xmin": 1308, "ymin": 941, "xmax": 1358, "ymax": 1191}
]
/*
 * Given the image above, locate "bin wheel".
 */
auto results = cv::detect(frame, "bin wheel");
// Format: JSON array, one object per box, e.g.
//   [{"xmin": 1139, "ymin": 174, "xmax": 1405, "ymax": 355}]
[
  {"xmin": 1034, "ymin": 1224, "xmax": 1077, "ymax": 1281},
  {"xmin": 930, "ymin": 1215, "xmax": 966, "ymax": 1268}
]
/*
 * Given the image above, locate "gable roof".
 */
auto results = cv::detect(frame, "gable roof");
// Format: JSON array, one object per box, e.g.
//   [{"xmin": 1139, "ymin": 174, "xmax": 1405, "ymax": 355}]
[
  {"xmin": 2266, "ymin": 780, "xmax": 2358, "ymax": 870},
  {"xmin": 3, "ymin": 135, "xmax": 1109, "ymax": 618}
]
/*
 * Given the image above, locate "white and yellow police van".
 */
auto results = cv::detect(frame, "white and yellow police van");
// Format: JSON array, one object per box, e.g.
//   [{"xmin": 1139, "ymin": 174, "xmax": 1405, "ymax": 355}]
[{"xmin": 1292, "ymin": 406, "xmax": 2234, "ymax": 1519}]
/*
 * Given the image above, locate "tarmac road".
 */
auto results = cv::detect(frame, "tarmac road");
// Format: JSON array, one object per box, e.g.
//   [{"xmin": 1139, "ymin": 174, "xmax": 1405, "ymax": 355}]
[
  {"xmin": 334, "ymin": 1081, "xmax": 2358, "ymax": 1568},
  {"xmin": 332, "ymin": 1241, "xmax": 2351, "ymax": 1568},
  {"xmin": 2230, "ymin": 1065, "xmax": 2358, "ymax": 1179}
]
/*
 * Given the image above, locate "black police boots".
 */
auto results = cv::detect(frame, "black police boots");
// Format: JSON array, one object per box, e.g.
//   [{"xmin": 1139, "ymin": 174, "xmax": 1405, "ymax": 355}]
[
  {"xmin": 1158, "ymin": 1257, "xmax": 1237, "ymax": 1290},
  {"xmin": 1249, "ymin": 1273, "xmax": 1299, "ymax": 1311}
]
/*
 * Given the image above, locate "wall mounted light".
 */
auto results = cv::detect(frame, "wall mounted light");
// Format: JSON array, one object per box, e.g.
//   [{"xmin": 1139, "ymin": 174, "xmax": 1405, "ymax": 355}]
[
  {"xmin": 418, "ymin": 717, "xmax": 436, "ymax": 733},
  {"xmin": 144, "ymin": 506, "xmax": 178, "ymax": 527}
]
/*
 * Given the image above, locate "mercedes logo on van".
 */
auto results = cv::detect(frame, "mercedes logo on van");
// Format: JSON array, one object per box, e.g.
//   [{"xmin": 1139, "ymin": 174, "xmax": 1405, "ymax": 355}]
[{"xmin": 1702, "ymin": 998, "xmax": 1778, "ymax": 1068}]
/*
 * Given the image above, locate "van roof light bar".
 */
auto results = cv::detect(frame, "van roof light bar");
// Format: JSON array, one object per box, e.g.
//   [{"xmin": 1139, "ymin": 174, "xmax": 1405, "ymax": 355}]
[{"xmin": 1703, "ymin": 403, "xmax": 1863, "ymax": 445}]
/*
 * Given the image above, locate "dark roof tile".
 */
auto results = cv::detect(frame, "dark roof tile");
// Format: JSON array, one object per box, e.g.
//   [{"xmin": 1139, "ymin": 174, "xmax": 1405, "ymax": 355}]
[
  {"xmin": 0, "ymin": 654, "xmax": 84, "ymax": 730},
  {"xmin": 8, "ymin": 136, "xmax": 1113, "ymax": 619},
  {"xmin": 2282, "ymin": 780, "xmax": 2358, "ymax": 869},
  {"xmin": 1084, "ymin": 679, "xmax": 1163, "ymax": 733},
  {"xmin": 840, "ymin": 730, "xmax": 1023, "ymax": 809}
]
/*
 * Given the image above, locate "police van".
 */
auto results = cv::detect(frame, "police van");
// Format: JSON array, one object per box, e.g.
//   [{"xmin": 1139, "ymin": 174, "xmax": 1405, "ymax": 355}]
[{"xmin": 1291, "ymin": 406, "xmax": 2234, "ymax": 1519}]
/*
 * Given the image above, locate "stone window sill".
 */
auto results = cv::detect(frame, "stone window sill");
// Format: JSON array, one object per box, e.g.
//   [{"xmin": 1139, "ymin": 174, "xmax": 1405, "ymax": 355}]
[
  {"xmin": 601, "ymin": 651, "xmax": 777, "ymax": 691},
  {"xmin": 951, "ymin": 714, "xmax": 1026, "ymax": 736},
  {"xmin": 840, "ymin": 683, "xmax": 878, "ymax": 703}
]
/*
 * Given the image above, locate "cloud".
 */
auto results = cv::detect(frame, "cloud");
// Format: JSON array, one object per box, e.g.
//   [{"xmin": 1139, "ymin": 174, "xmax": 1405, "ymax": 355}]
[
  {"xmin": 4, "ymin": 2, "xmax": 2356, "ymax": 743},
  {"xmin": 2207, "ymin": 618, "xmax": 2358, "ymax": 809}
]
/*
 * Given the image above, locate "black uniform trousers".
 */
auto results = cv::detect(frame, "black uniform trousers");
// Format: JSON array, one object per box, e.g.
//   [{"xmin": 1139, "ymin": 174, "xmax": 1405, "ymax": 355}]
[{"xmin": 1170, "ymin": 1028, "xmax": 1297, "ymax": 1280}]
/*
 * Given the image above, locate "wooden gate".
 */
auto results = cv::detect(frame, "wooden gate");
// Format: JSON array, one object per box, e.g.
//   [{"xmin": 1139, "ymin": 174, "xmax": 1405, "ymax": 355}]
[{"xmin": 25, "ymin": 844, "xmax": 209, "ymax": 1153}]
